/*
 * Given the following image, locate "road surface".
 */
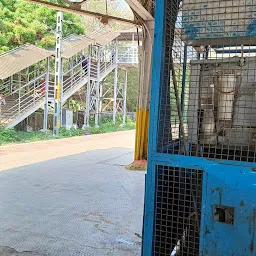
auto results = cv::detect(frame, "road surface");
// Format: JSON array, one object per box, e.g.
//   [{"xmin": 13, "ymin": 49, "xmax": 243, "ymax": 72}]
[{"xmin": 0, "ymin": 131, "xmax": 145, "ymax": 255}]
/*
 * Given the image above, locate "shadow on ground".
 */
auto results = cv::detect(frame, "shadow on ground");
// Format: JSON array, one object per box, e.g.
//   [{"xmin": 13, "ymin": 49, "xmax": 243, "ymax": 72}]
[{"xmin": 0, "ymin": 147, "xmax": 145, "ymax": 256}]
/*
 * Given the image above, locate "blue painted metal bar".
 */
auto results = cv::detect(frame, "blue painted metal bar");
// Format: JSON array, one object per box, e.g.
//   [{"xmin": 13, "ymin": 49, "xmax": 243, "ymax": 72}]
[
  {"xmin": 151, "ymin": 152, "xmax": 256, "ymax": 170},
  {"xmin": 141, "ymin": 0, "xmax": 166, "ymax": 255}
]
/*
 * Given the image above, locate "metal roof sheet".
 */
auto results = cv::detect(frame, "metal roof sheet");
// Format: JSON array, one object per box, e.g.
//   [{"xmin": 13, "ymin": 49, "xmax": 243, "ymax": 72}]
[
  {"xmin": 90, "ymin": 28, "xmax": 120, "ymax": 45},
  {"xmin": 61, "ymin": 34, "xmax": 93, "ymax": 59},
  {"xmin": 0, "ymin": 44, "xmax": 52, "ymax": 80},
  {"xmin": 117, "ymin": 29, "xmax": 142, "ymax": 41},
  {"xmin": 59, "ymin": 30, "xmax": 120, "ymax": 58}
]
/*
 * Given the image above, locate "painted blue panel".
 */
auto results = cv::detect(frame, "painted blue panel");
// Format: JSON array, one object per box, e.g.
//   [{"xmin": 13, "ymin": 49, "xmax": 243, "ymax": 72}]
[
  {"xmin": 246, "ymin": 20, "xmax": 256, "ymax": 36},
  {"xmin": 201, "ymin": 164, "xmax": 256, "ymax": 255},
  {"xmin": 151, "ymin": 156, "xmax": 256, "ymax": 255}
]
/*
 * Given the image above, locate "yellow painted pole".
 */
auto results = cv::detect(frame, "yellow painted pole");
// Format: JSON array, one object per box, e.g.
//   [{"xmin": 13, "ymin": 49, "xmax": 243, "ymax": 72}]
[
  {"xmin": 134, "ymin": 20, "xmax": 154, "ymax": 160},
  {"xmin": 56, "ymin": 82, "xmax": 61, "ymax": 101}
]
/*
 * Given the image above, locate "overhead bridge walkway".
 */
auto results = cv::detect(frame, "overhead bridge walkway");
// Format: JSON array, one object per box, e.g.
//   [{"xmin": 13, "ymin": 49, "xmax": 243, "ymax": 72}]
[{"xmin": 0, "ymin": 28, "xmax": 138, "ymax": 129}]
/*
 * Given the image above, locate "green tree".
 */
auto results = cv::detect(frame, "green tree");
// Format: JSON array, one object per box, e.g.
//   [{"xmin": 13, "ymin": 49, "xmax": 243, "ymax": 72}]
[
  {"xmin": 0, "ymin": 0, "xmax": 85, "ymax": 54},
  {"xmin": 103, "ymin": 67, "xmax": 139, "ymax": 112}
]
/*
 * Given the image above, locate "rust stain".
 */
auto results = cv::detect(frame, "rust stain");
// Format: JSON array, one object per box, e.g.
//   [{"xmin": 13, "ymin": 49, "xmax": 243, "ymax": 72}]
[
  {"xmin": 248, "ymin": 209, "xmax": 256, "ymax": 253},
  {"xmin": 240, "ymin": 201, "xmax": 245, "ymax": 207},
  {"xmin": 250, "ymin": 240, "xmax": 254, "ymax": 253}
]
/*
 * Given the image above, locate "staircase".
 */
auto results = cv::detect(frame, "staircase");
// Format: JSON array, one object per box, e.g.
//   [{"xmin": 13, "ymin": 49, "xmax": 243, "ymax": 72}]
[
  {"xmin": 1, "ymin": 50, "xmax": 118, "ymax": 129},
  {"xmin": 1, "ymin": 77, "xmax": 47, "ymax": 128},
  {"xmin": 1, "ymin": 41, "xmax": 138, "ymax": 129}
]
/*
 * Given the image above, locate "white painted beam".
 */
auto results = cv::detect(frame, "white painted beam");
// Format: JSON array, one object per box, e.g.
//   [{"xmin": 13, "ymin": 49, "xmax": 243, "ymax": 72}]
[{"xmin": 125, "ymin": 0, "xmax": 154, "ymax": 21}]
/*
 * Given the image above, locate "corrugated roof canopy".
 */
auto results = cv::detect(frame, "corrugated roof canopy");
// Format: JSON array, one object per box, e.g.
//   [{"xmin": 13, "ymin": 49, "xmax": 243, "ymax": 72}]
[
  {"xmin": 90, "ymin": 28, "xmax": 120, "ymax": 46},
  {"xmin": 0, "ymin": 44, "xmax": 52, "ymax": 80},
  {"xmin": 59, "ymin": 29, "xmax": 120, "ymax": 58},
  {"xmin": 61, "ymin": 34, "xmax": 93, "ymax": 59},
  {"xmin": 0, "ymin": 29, "xmax": 124, "ymax": 79},
  {"xmin": 116, "ymin": 29, "xmax": 142, "ymax": 41}
]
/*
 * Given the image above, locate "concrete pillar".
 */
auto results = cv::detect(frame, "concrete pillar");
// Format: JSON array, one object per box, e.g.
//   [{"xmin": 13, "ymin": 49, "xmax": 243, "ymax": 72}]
[{"xmin": 134, "ymin": 20, "xmax": 154, "ymax": 160}]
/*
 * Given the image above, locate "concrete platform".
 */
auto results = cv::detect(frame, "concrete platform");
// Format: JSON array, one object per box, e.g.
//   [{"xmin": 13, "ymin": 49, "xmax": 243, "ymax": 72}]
[{"xmin": 0, "ymin": 131, "xmax": 145, "ymax": 255}]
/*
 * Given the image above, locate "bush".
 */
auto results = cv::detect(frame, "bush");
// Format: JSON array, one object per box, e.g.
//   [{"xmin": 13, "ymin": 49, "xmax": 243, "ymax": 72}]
[
  {"xmin": 0, "ymin": 118, "xmax": 136, "ymax": 145},
  {"xmin": 59, "ymin": 126, "xmax": 85, "ymax": 137},
  {"xmin": 0, "ymin": 127, "xmax": 20, "ymax": 144}
]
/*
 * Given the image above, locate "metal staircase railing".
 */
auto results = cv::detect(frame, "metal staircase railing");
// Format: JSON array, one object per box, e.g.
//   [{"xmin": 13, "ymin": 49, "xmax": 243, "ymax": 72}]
[
  {"xmin": 90, "ymin": 46, "xmax": 117, "ymax": 81},
  {"xmin": 0, "ymin": 43, "xmax": 133, "ymax": 129},
  {"xmin": 118, "ymin": 45, "xmax": 138, "ymax": 65},
  {"xmin": 0, "ymin": 73, "xmax": 47, "ymax": 128},
  {"xmin": 62, "ymin": 58, "xmax": 89, "ymax": 101}
]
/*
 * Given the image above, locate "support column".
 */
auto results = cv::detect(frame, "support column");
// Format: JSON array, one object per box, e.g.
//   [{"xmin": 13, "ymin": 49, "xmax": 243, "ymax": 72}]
[
  {"xmin": 123, "ymin": 69, "xmax": 128, "ymax": 125},
  {"xmin": 85, "ymin": 54, "xmax": 91, "ymax": 127},
  {"xmin": 95, "ymin": 47, "xmax": 101, "ymax": 127},
  {"xmin": 134, "ymin": 20, "xmax": 154, "ymax": 160},
  {"xmin": 53, "ymin": 11, "xmax": 63, "ymax": 136},
  {"xmin": 99, "ymin": 81, "xmax": 103, "ymax": 113},
  {"xmin": 113, "ymin": 41, "xmax": 118, "ymax": 124},
  {"xmin": 43, "ymin": 57, "xmax": 50, "ymax": 130}
]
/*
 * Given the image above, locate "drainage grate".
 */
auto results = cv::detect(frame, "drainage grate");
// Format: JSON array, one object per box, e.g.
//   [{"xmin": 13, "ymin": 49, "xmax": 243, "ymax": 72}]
[{"xmin": 153, "ymin": 166, "xmax": 203, "ymax": 256}]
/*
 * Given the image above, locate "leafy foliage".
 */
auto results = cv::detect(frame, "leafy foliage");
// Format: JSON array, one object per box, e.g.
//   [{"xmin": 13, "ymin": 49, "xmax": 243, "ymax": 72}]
[
  {"xmin": 0, "ymin": 117, "xmax": 135, "ymax": 145},
  {"xmin": 0, "ymin": 0, "xmax": 84, "ymax": 53},
  {"xmin": 103, "ymin": 67, "xmax": 139, "ymax": 112},
  {"xmin": 126, "ymin": 68, "xmax": 139, "ymax": 112}
]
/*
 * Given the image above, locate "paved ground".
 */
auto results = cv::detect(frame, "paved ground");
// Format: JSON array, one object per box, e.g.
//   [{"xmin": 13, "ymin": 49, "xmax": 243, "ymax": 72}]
[{"xmin": 0, "ymin": 131, "xmax": 145, "ymax": 256}]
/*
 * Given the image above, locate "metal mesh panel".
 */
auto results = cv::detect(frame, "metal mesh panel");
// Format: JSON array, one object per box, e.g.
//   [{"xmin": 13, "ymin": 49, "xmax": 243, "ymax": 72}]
[
  {"xmin": 157, "ymin": 0, "xmax": 256, "ymax": 162},
  {"xmin": 153, "ymin": 166, "xmax": 203, "ymax": 256}
]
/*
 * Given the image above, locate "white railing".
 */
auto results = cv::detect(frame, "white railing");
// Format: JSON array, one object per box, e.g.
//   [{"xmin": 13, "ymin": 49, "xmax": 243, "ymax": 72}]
[
  {"xmin": 99, "ymin": 47, "xmax": 117, "ymax": 78},
  {"xmin": 0, "ymin": 44, "xmax": 134, "ymax": 127},
  {"xmin": 118, "ymin": 45, "xmax": 138, "ymax": 65},
  {"xmin": 90, "ymin": 47, "xmax": 117, "ymax": 80},
  {"xmin": 62, "ymin": 57, "xmax": 89, "ymax": 100},
  {"xmin": 0, "ymin": 73, "xmax": 47, "ymax": 126}
]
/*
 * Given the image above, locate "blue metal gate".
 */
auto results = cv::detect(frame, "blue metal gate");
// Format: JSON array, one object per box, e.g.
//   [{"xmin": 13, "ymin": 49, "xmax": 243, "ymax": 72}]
[{"xmin": 142, "ymin": 0, "xmax": 256, "ymax": 255}]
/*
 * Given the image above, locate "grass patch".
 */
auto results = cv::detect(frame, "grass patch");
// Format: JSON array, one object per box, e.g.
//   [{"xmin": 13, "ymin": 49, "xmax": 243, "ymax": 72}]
[
  {"xmin": 126, "ymin": 165, "xmax": 147, "ymax": 171},
  {"xmin": 126, "ymin": 160, "xmax": 147, "ymax": 171},
  {"xmin": 0, "ymin": 117, "xmax": 136, "ymax": 146}
]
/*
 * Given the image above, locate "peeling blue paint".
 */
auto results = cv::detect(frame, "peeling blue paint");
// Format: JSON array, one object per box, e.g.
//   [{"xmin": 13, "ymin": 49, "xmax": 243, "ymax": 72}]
[
  {"xmin": 183, "ymin": 23, "xmax": 199, "ymax": 39},
  {"xmin": 246, "ymin": 20, "xmax": 256, "ymax": 36}
]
